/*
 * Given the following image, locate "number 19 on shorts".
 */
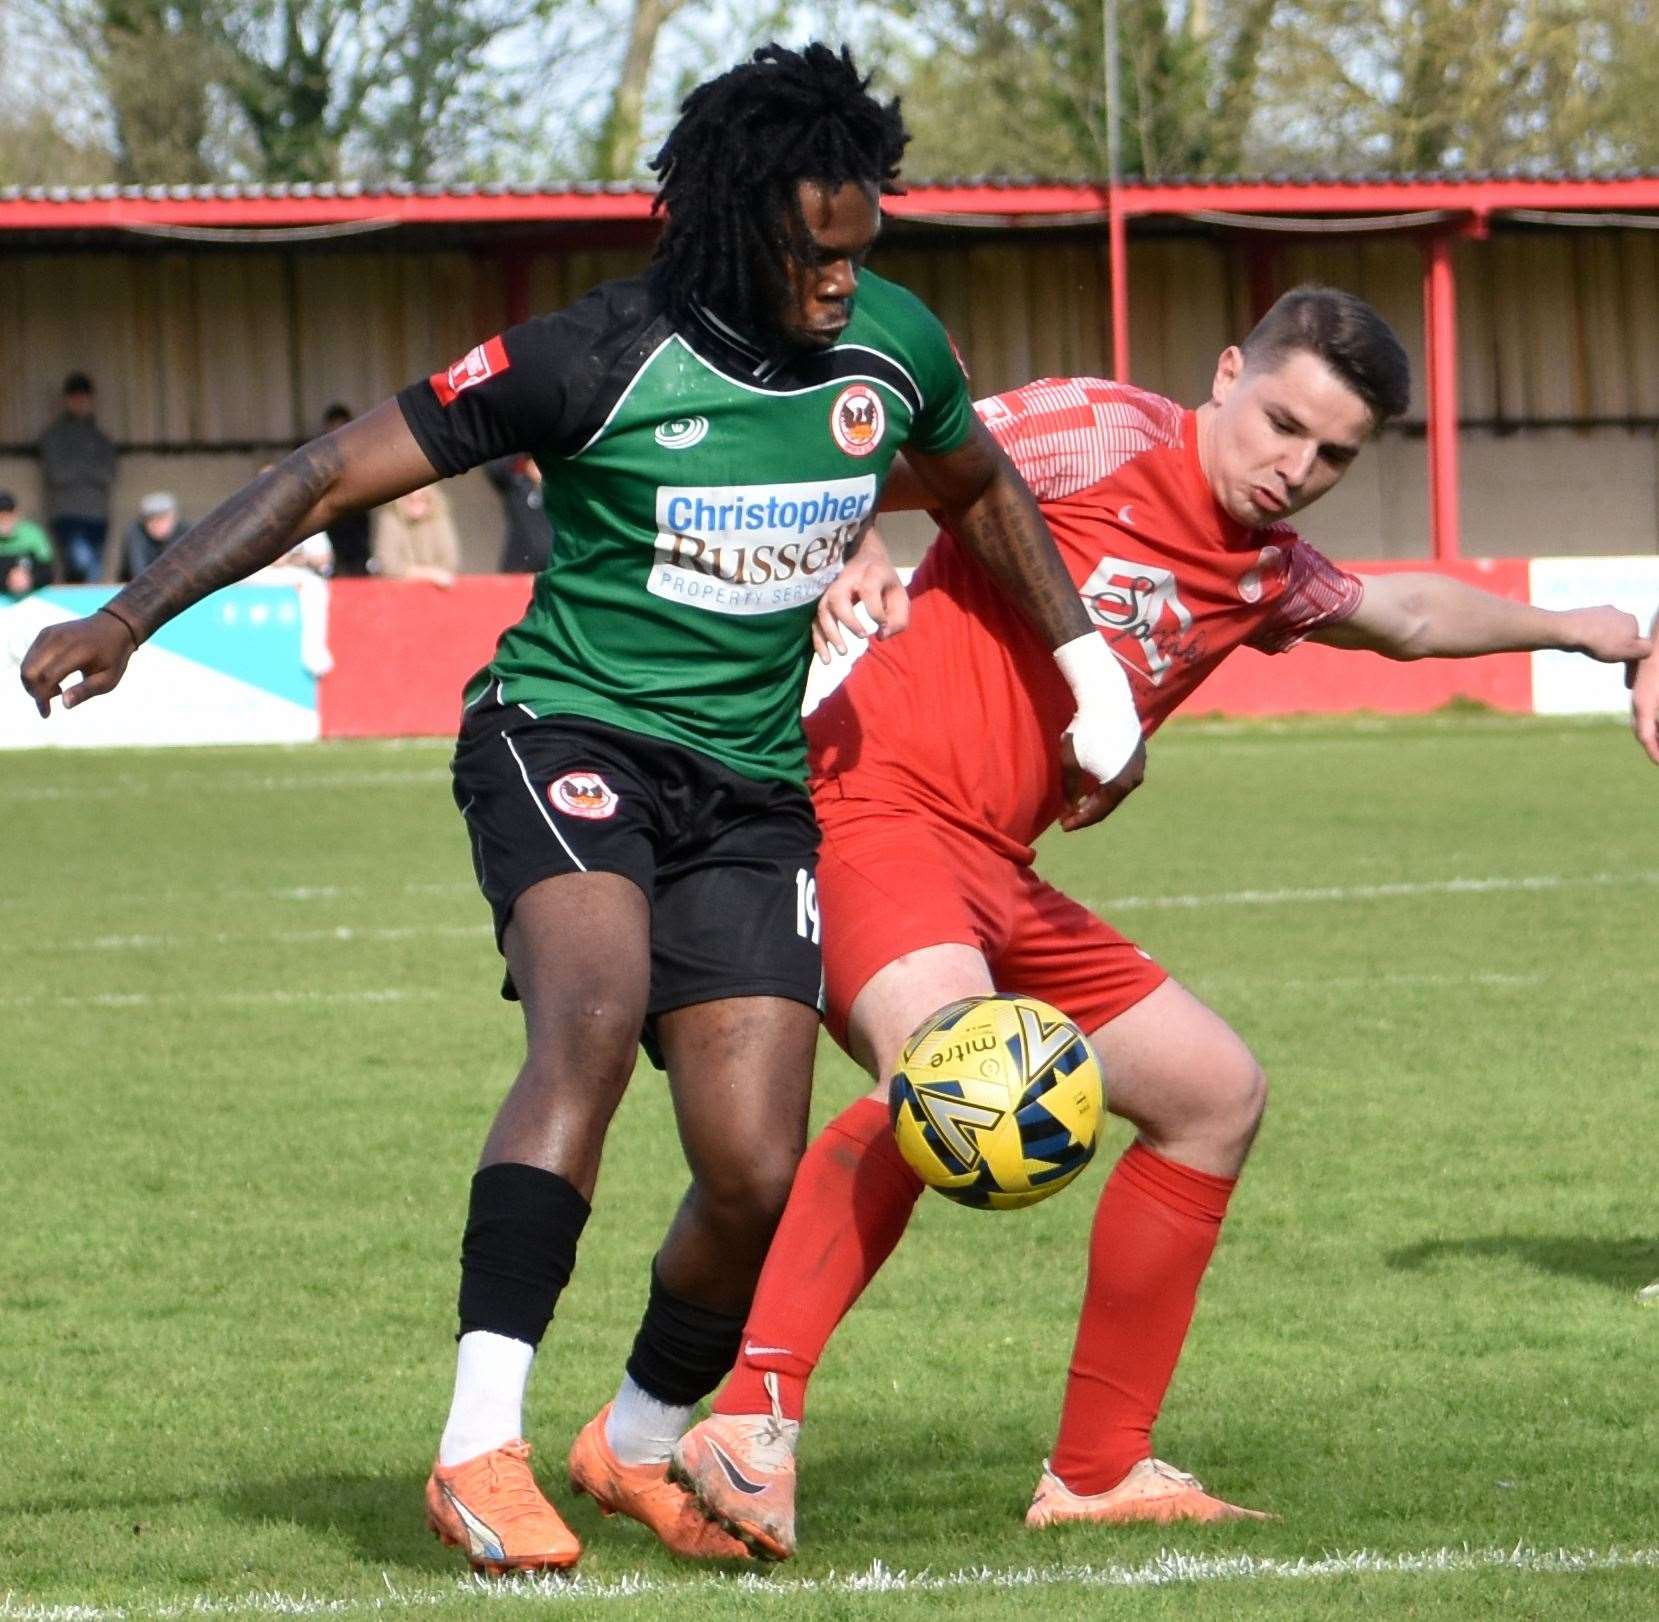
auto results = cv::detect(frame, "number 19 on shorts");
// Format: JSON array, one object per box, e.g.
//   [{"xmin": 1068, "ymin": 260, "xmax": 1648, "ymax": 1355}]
[{"xmin": 795, "ymin": 868, "xmax": 820, "ymax": 944}]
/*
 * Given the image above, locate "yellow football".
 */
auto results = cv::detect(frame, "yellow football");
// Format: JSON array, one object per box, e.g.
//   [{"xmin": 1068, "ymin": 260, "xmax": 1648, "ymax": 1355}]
[{"xmin": 889, "ymin": 993, "xmax": 1104, "ymax": 1211}]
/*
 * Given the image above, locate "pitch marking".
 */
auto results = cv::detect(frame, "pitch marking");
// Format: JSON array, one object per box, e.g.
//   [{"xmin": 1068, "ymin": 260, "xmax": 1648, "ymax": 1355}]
[{"xmin": 1, "ymin": 1545, "xmax": 1655, "ymax": 1617}]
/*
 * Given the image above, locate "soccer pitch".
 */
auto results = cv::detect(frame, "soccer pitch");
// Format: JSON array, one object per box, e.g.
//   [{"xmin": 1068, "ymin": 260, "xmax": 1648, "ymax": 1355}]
[{"xmin": 4, "ymin": 714, "xmax": 1657, "ymax": 1619}]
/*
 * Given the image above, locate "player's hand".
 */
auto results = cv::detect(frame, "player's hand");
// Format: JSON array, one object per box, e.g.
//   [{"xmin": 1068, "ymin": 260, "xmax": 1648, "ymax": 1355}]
[
  {"xmin": 1567, "ymin": 604, "xmax": 1649, "ymax": 663},
  {"xmin": 1629, "ymin": 648, "xmax": 1659, "ymax": 766},
  {"xmin": 1058, "ymin": 735, "xmax": 1146, "ymax": 832},
  {"xmin": 813, "ymin": 529, "xmax": 910, "ymax": 663},
  {"xmin": 19, "ymin": 610, "xmax": 138, "ymax": 717}
]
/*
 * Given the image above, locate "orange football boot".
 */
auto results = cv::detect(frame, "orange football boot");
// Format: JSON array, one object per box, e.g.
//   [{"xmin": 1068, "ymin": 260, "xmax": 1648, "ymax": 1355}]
[
  {"xmin": 567, "ymin": 1404, "xmax": 749, "ymax": 1560},
  {"xmin": 425, "ymin": 1439, "xmax": 581, "ymax": 1574},
  {"xmin": 668, "ymin": 1386, "xmax": 800, "ymax": 1562},
  {"xmin": 1025, "ymin": 1457, "xmax": 1272, "ymax": 1527}
]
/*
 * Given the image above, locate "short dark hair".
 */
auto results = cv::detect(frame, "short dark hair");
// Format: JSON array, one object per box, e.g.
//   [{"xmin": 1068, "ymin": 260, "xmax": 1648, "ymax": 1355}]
[
  {"xmin": 322, "ymin": 401, "xmax": 352, "ymax": 425},
  {"xmin": 0, "ymin": 490, "xmax": 15, "ymax": 512},
  {"xmin": 648, "ymin": 42, "xmax": 908, "ymax": 339},
  {"xmin": 1240, "ymin": 286, "xmax": 1411, "ymax": 425},
  {"xmin": 63, "ymin": 371, "xmax": 94, "ymax": 396}
]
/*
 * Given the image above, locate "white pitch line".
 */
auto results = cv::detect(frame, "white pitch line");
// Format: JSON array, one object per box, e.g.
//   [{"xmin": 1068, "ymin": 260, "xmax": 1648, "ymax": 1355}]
[
  {"xmin": 1, "ymin": 923, "xmax": 490, "ymax": 956},
  {"xmin": 0, "ymin": 987, "xmax": 435, "ymax": 1011},
  {"xmin": 1098, "ymin": 869, "xmax": 1659, "ymax": 912},
  {"xmin": 1192, "ymin": 967, "xmax": 1553, "ymax": 994},
  {"xmin": 1, "ymin": 770, "xmax": 451, "ymax": 803},
  {"xmin": 1163, "ymin": 712, "xmax": 1619, "ymax": 740},
  {"xmin": 0, "ymin": 880, "xmax": 475, "ymax": 913},
  {"xmin": 1, "ymin": 1545, "xmax": 1655, "ymax": 1619},
  {"xmin": 11, "ymin": 871, "xmax": 1659, "ymax": 958}
]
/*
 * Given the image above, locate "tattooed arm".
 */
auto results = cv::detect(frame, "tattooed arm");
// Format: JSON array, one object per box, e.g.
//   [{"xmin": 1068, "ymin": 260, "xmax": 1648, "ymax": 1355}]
[
  {"xmin": 20, "ymin": 403, "xmax": 437, "ymax": 716},
  {"xmin": 903, "ymin": 417, "xmax": 1145, "ymax": 818}
]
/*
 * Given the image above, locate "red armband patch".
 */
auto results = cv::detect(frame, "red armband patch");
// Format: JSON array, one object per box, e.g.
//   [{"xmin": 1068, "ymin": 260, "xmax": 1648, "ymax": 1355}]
[{"xmin": 430, "ymin": 335, "xmax": 510, "ymax": 406}]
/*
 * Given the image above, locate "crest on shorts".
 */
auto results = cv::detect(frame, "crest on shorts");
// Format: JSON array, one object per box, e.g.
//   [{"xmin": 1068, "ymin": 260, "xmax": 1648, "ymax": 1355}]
[
  {"xmin": 830, "ymin": 384, "xmax": 884, "ymax": 457},
  {"xmin": 548, "ymin": 771, "xmax": 618, "ymax": 820}
]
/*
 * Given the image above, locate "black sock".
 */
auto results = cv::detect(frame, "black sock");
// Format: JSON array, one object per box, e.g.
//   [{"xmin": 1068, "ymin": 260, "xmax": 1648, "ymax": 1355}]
[
  {"xmin": 623, "ymin": 1262, "xmax": 747, "ymax": 1407},
  {"xmin": 457, "ymin": 1162, "xmax": 590, "ymax": 1346}
]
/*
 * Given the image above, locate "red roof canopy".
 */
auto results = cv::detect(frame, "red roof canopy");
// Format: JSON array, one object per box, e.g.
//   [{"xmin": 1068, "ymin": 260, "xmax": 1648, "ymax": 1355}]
[{"xmin": 2, "ymin": 174, "xmax": 1658, "ymax": 232}]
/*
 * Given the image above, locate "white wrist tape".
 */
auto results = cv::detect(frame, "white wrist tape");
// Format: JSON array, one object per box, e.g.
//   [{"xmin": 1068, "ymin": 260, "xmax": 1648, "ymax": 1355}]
[{"xmin": 1054, "ymin": 631, "xmax": 1141, "ymax": 780}]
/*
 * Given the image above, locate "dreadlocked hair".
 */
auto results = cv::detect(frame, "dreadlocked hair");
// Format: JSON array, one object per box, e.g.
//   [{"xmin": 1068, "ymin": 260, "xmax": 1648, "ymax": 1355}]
[{"xmin": 648, "ymin": 42, "xmax": 908, "ymax": 338}]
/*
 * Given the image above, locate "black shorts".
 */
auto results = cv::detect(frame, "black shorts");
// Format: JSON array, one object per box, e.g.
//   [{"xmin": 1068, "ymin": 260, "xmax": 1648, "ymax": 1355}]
[{"xmin": 452, "ymin": 692, "xmax": 823, "ymax": 1053}]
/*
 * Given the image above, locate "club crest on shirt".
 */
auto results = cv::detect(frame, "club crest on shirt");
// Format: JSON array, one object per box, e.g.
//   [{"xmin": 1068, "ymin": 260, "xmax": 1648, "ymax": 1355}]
[
  {"xmin": 830, "ymin": 384, "xmax": 884, "ymax": 457},
  {"xmin": 1079, "ymin": 556, "xmax": 1197, "ymax": 685},
  {"xmin": 548, "ymin": 771, "xmax": 618, "ymax": 820},
  {"xmin": 1237, "ymin": 544, "xmax": 1282, "ymax": 604}
]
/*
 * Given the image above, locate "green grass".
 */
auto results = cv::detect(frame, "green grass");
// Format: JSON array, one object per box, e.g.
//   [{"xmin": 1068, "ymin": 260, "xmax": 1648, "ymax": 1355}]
[{"xmin": 3, "ymin": 715, "xmax": 1657, "ymax": 1618}]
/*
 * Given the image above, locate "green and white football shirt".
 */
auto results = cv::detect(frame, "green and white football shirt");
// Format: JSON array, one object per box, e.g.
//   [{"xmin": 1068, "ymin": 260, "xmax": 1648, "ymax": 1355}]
[{"xmin": 398, "ymin": 270, "xmax": 973, "ymax": 784}]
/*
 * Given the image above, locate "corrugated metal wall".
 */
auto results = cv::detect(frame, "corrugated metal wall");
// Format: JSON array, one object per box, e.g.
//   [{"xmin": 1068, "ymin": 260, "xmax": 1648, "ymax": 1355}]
[{"xmin": 2, "ymin": 227, "xmax": 1657, "ymax": 567}]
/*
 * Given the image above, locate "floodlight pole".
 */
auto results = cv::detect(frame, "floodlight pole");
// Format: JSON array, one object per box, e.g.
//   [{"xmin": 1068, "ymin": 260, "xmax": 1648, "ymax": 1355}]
[{"xmin": 1104, "ymin": 0, "xmax": 1131, "ymax": 380}]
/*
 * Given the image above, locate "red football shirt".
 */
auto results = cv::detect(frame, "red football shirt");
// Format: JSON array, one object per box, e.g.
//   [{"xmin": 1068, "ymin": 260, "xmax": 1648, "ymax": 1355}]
[{"xmin": 806, "ymin": 376, "xmax": 1364, "ymax": 862}]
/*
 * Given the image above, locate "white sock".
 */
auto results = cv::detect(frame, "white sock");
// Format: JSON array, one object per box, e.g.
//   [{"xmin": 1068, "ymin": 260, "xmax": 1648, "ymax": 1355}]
[
  {"xmin": 604, "ymin": 1373, "xmax": 695, "ymax": 1466},
  {"xmin": 438, "ymin": 1330, "xmax": 535, "ymax": 1467}
]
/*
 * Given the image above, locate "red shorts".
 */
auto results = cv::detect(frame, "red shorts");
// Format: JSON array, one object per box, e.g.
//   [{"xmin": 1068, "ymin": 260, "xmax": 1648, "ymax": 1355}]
[{"xmin": 814, "ymin": 788, "xmax": 1168, "ymax": 1046}]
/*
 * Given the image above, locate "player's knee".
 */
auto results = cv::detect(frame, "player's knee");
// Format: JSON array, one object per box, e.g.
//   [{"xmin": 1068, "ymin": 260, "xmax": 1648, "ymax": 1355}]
[
  {"xmin": 523, "ymin": 999, "xmax": 639, "ymax": 1093},
  {"xmin": 1215, "ymin": 1050, "xmax": 1268, "ymax": 1147},
  {"xmin": 695, "ymin": 1147, "xmax": 801, "ymax": 1234}
]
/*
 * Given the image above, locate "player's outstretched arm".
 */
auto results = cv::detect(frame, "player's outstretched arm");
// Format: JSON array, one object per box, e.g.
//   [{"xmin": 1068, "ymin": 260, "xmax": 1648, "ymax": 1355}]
[
  {"xmin": 20, "ymin": 403, "xmax": 438, "ymax": 717},
  {"xmin": 1629, "ymin": 609, "xmax": 1659, "ymax": 766},
  {"xmin": 1309, "ymin": 573, "xmax": 1649, "ymax": 663},
  {"xmin": 904, "ymin": 419, "xmax": 1141, "ymax": 796}
]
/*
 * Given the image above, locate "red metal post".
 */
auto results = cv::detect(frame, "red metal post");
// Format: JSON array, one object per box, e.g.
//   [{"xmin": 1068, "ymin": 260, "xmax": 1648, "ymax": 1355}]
[
  {"xmin": 1108, "ymin": 187, "xmax": 1131, "ymax": 381},
  {"xmin": 1421, "ymin": 233, "xmax": 1461, "ymax": 562}
]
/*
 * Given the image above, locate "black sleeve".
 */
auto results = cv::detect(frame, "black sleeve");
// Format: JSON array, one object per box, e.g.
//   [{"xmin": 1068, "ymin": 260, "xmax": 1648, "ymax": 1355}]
[{"xmin": 396, "ymin": 280, "xmax": 653, "ymax": 478}]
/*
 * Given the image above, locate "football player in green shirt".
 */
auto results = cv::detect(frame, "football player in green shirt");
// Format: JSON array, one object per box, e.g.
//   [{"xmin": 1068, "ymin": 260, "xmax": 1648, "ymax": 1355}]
[{"xmin": 20, "ymin": 43, "xmax": 1141, "ymax": 1571}]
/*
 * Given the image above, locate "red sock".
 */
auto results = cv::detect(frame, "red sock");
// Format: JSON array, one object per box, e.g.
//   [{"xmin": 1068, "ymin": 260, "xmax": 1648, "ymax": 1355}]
[
  {"xmin": 1048, "ymin": 1140, "xmax": 1236, "ymax": 1496},
  {"xmin": 713, "ymin": 1095, "xmax": 923, "ymax": 1422}
]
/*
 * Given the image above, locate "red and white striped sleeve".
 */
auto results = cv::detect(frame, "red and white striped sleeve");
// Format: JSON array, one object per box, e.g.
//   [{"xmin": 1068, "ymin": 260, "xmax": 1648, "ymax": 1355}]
[
  {"xmin": 974, "ymin": 377, "xmax": 1185, "ymax": 502},
  {"xmin": 1247, "ymin": 538, "xmax": 1365, "ymax": 653}
]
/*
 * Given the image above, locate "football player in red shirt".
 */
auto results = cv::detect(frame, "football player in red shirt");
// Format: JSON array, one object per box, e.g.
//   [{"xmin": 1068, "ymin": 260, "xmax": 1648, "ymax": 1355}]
[{"xmin": 663, "ymin": 286, "xmax": 1648, "ymax": 1557}]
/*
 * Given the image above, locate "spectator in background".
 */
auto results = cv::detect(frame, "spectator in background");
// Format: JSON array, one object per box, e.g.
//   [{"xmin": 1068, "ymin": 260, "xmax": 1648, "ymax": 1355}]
[
  {"xmin": 121, "ymin": 492, "xmax": 189, "ymax": 580},
  {"xmin": 0, "ymin": 489, "xmax": 54, "ymax": 600},
  {"xmin": 372, "ymin": 484, "xmax": 458, "ymax": 588},
  {"xmin": 321, "ymin": 403, "xmax": 372, "ymax": 576},
  {"xmin": 485, "ymin": 454, "xmax": 550, "ymax": 573},
  {"xmin": 39, "ymin": 371, "xmax": 117, "ymax": 583}
]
